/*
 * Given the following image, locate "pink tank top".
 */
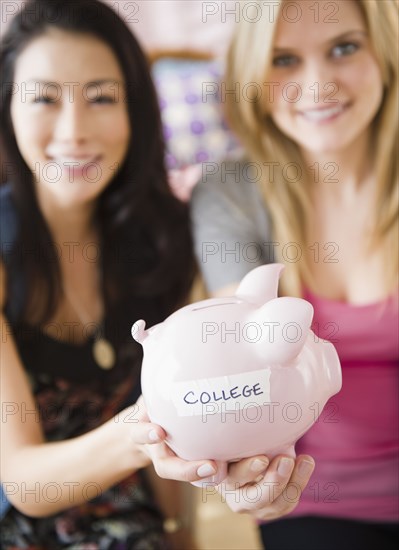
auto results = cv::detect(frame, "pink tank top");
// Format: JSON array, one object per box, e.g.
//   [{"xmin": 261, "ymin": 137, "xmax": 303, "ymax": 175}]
[{"xmin": 290, "ymin": 289, "xmax": 399, "ymax": 522}]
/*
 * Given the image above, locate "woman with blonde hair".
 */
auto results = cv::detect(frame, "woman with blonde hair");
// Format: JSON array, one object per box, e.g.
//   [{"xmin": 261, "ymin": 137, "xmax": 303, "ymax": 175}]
[{"xmin": 191, "ymin": 0, "xmax": 398, "ymax": 548}]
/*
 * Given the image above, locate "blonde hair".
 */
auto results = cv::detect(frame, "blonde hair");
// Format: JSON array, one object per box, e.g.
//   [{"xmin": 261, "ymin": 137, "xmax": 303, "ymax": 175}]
[{"xmin": 225, "ymin": 0, "xmax": 398, "ymax": 296}]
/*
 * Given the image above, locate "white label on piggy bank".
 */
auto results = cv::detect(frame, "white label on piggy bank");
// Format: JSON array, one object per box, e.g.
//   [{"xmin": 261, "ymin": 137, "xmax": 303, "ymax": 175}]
[{"xmin": 171, "ymin": 368, "xmax": 271, "ymax": 417}]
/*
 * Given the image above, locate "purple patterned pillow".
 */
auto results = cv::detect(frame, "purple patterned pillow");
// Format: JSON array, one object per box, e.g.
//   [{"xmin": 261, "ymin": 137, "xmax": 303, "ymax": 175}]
[{"xmin": 151, "ymin": 57, "xmax": 241, "ymax": 170}]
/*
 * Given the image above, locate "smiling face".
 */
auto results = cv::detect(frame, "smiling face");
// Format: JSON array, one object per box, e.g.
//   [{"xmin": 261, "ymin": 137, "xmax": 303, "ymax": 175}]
[
  {"xmin": 10, "ymin": 28, "xmax": 130, "ymax": 208},
  {"xmin": 266, "ymin": 0, "xmax": 384, "ymax": 156}
]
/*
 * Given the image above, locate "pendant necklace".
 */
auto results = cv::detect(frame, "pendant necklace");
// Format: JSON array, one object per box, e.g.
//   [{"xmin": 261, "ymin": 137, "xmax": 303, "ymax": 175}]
[{"xmin": 62, "ymin": 280, "xmax": 116, "ymax": 370}]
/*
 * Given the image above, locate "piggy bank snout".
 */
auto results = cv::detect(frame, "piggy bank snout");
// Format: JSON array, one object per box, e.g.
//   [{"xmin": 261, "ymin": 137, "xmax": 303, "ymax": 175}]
[{"xmin": 322, "ymin": 340, "xmax": 342, "ymax": 395}]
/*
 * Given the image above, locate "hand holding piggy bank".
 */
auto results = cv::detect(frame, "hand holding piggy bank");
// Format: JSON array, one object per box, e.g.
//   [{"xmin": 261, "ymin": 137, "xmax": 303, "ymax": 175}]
[{"xmin": 132, "ymin": 264, "xmax": 342, "ymax": 485}]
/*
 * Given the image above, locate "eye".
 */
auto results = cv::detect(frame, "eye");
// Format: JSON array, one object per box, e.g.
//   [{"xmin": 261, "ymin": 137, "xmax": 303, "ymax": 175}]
[
  {"xmin": 272, "ymin": 54, "xmax": 299, "ymax": 68},
  {"xmin": 32, "ymin": 96, "xmax": 57, "ymax": 104},
  {"xmin": 89, "ymin": 95, "xmax": 116, "ymax": 104},
  {"xmin": 331, "ymin": 42, "xmax": 359, "ymax": 58}
]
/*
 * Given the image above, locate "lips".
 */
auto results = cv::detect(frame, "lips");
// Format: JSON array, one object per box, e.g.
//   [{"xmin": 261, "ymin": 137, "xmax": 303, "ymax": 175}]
[
  {"xmin": 49, "ymin": 154, "xmax": 102, "ymax": 166},
  {"xmin": 299, "ymin": 103, "xmax": 350, "ymax": 123}
]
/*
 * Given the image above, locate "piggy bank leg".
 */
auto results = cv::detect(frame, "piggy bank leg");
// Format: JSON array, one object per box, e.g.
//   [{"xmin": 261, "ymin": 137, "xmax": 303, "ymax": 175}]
[{"xmin": 191, "ymin": 461, "xmax": 228, "ymax": 488}]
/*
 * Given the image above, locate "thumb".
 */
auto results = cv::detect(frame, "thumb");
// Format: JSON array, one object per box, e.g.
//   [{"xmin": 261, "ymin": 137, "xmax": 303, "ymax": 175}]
[
  {"xmin": 124, "ymin": 397, "xmax": 167, "ymax": 445},
  {"xmin": 130, "ymin": 420, "xmax": 167, "ymax": 446}
]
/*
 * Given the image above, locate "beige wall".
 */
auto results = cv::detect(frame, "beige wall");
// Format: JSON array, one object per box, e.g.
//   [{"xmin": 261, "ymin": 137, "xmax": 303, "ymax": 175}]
[{"xmin": 1, "ymin": 0, "xmax": 237, "ymax": 56}]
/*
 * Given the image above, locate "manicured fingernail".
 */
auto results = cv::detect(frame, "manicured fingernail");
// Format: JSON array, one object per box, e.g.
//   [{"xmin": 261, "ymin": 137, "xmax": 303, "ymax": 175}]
[
  {"xmin": 148, "ymin": 429, "xmax": 160, "ymax": 442},
  {"xmin": 278, "ymin": 457, "xmax": 294, "ymax": 476},
  {"xmin": 197, "ymin": 464, "xmax": 217, "ymax": 478},
  {"xmin": 298, "ymin": 460, "xmax": 315, "ymax": 477},
  {"xmin": 251, "ymin": 459, "xmax": 269, "ymax": 473}
]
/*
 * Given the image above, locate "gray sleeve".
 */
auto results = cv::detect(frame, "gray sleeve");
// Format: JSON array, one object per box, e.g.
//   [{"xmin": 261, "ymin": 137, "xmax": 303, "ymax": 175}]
[{"xmin": 190, "ymin": 161, "xmax": 274, "ymax": 293}]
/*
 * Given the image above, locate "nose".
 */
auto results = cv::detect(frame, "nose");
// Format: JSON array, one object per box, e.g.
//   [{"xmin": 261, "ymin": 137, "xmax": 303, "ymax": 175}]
[
  {"xmin": 53, "ymin": 101, "xmax": 90, "ymax": 144},
  {"xmin": 298, "ymin": 59, "xmax": 338, "ymax": 104}
]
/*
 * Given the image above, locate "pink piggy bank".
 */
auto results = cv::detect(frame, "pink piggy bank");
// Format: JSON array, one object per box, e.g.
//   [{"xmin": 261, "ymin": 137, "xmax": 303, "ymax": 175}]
[{"xmin": 132, "ymin": 264, "xmax": 342, "ymax": 484}]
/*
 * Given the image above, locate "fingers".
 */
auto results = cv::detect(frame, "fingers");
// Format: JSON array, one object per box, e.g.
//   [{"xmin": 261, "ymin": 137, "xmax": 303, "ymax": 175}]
[
  {"xmin": 219, "ymin": 454, "xmax": 315, "ymax": 517},
  {"xmin": 255, "ymin": 455, "xmax": 315, "ymax": 521},
  {"xmin": 131, "ymin": 399, "xmax": 220, "ymax": 484},
  {"xmin": 148, "ymin": 442, "xmax": 219, "ymax": 483},
  {"xmin": 126, "ymin": 397, "xmax": 219, "ymax": 483},
  {"xmin": 219, "ymin": 454, "xmax": 293, "ymax": 514},
  {"xmin": 154, "ymin": 454, "xmax": 218, "ymax": 484},
  {"xmin": 129, "ymin": 416, "xmax": 219, "ymax": 483},
  {"xmin": 117, "ymin": 398, "xmax": 165, "ymax": 446},
  {"xmin": 224, "ymin": 455, "xmax": 270, "ymax": 489}
]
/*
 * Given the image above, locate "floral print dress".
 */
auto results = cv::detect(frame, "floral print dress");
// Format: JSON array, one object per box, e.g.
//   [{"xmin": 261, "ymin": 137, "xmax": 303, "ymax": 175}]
[{"xmin": 1, "ymin": 325, "xmax": 169, "ymax": 550}]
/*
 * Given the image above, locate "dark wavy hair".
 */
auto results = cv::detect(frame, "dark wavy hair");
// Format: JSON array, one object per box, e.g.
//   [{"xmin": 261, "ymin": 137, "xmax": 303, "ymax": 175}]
[{"xmin": 0, "ymin": 0, "xmax": 196, "ymax": 327}]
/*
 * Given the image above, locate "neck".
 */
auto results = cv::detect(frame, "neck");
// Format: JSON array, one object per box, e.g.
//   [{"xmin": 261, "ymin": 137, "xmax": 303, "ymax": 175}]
[
  {"xmin": 302, "ymin": 130, "xmax": 373, "ymax": 194},
  {"xmin": 35, "ymin": 189, "xmax": 98, "ymax": 246}
]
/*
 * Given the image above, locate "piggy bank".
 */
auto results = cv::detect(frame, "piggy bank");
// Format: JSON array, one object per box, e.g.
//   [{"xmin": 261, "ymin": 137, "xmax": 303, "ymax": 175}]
[{"xmin": 132, "ymin": 264, "xmax": 342, "ymax": 484}]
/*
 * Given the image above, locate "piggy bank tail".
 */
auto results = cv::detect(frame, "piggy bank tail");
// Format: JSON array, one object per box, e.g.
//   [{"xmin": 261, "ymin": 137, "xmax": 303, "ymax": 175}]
[{"xmin": 131, "ymin": 320, "xmax": 147, "ymax": 344}]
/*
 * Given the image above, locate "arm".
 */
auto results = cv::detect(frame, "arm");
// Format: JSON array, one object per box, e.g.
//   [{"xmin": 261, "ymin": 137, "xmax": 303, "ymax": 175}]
[
  {"xmin": 0, "ymin": 262, "xmax": 218, "ymax": 518},
  {"xmin": 190, "ymin": 172, "xmax": 316, "ymax": 520},
  {"xmin": 189, "ymin": 161, "xmax": 272, "ymax": 296}
]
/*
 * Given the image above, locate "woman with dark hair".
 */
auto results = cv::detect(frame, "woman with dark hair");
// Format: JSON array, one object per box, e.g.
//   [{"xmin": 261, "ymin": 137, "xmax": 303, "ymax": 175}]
[{"xmin": 0, "ymin": 0, "xmax": 217, "ymax": 547}]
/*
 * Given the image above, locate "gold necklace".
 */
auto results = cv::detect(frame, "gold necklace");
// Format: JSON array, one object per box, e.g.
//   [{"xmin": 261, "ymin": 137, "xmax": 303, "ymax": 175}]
[{"xmin": 62, "ymin": 280, "xmax": 116, "ymax": 370}]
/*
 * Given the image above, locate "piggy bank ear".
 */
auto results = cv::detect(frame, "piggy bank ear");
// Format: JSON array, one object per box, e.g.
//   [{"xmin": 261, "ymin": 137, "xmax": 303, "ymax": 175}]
[
  {"xmin": 253, "ymin": 297, "xmax": 314, "ymax": 363},
  {"xmin": 131, "ymin": 320, "xmax": 147, "ymax": 344},
  {"xmin": 235, "ymin": 264, "xmax": 284, "ymax": 304}
]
